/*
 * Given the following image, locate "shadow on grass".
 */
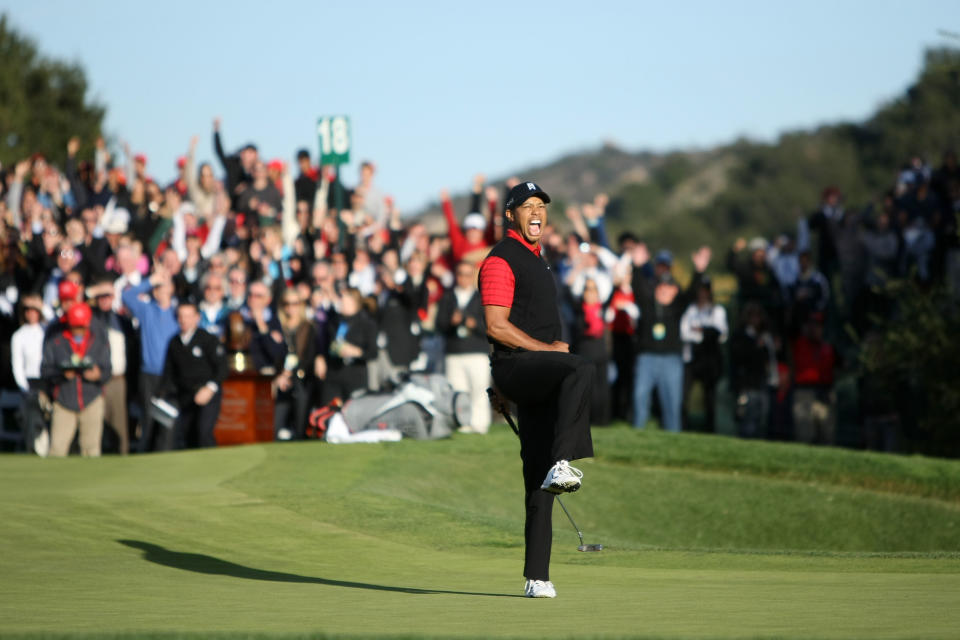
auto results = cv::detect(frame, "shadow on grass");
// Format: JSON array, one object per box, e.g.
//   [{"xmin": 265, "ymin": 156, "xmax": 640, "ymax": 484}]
[{"xmin": 118, "ymin": 540, "xmax": 522, "ymax": 598}]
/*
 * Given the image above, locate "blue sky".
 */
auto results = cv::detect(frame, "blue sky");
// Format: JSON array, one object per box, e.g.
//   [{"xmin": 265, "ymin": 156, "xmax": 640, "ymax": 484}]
[{"xmin": 3, "ymin": 0, "xmax": 959, "ymax": 211}]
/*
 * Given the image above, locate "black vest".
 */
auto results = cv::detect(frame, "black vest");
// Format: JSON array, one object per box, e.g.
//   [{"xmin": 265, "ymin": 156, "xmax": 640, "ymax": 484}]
[{"xmin": 486, "ymin": 237, "xmax": 562, "ymax": 354}]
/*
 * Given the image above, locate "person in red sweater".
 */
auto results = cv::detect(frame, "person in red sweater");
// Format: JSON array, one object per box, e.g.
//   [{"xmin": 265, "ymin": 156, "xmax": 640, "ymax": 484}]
[
  {"xmin": 440, "ymin": 174, "xmax": 499, "ymax": 265},
  {"xmin": 791, "ymin": 312, "xmax": 837, "ymax": 444}
]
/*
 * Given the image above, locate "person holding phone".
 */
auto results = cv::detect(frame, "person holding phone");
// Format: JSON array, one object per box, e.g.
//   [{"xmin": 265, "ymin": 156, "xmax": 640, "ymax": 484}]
[{"xmin": 40, "ymin": 302, "xmax": 112, "ymax": 457}]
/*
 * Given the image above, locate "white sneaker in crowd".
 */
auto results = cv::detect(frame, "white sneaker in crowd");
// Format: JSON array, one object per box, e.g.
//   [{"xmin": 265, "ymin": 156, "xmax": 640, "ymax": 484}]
[
  {"xmin": 33, "ymin": 430, "xmax": 49, "ymax": 458},
  {"xmin": 524, "ymin": 579, "xmax": 557, "ymax": 598},
  {"xmin": 541, "ymin": 459, "xmax": 583, "ymax": 494}
]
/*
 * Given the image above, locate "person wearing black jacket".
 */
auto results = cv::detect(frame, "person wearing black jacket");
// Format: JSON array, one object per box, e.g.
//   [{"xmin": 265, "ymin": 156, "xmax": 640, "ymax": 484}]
[
  {"xmin": 630, "ymin": 243, "xmax": 712, "ymax": 433},
  {"xmin": 212, "ymin": 118, "xmax": 256, "ymax": 210},
  {"xmin": 159, "ymin": 302, "xmax": 228, "ymax": 449},
  {"xmin": 294, "ymin": 149, "xmax": 317, "ymax": 206},
  {"xmin": 371, "ymin": 254, "xmax": 427, "ymax": 389},
  {"xmin": 729, "ymin": 302, "xmax": 776, "ymax": 439},
  {"xmin": 435, "ymin": 262, "xmax": 490, "ymax": 433},
  {"xmin": 320, "ymin": 288, "xmax": 377, "ymax": 403},
  {"xmin": 245, "ymin": 280, "xmax": 285, "ymax": 371}
]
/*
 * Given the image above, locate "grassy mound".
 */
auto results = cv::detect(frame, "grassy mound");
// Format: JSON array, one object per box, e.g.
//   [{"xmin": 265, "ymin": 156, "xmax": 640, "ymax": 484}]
[{"xmin": 1, "ymin": 426, "xmax": 958, "ymax": 640}]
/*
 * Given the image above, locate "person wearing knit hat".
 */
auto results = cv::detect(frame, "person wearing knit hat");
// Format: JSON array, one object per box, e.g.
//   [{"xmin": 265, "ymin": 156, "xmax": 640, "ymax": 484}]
[{"xmin": 40, "ymin": 302, "xmax": 112, "ymax": 457}]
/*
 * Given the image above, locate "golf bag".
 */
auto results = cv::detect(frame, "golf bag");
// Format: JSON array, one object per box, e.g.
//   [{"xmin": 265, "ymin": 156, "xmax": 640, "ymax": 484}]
[{"xmin": 307, "ymin": 373, "xmax": 470, "ymax": 443}]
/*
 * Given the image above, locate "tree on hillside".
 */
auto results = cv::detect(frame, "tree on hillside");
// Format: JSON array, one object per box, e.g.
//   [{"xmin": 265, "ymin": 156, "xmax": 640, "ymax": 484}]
[
  {"xmin": 0, "ymin": 14, "xmax": 105, "ymax": 169},
  {"xmin": 860, "ymin": 270, "xmax": 960, "ymax": 458},
  {"xmin": 605, "ymin": 46, "xmax": 960, "ymax": 254}
]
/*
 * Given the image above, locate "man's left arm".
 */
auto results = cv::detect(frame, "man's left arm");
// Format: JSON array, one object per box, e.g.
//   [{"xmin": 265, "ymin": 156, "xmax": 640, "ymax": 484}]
[{"xmin": 208, "ymin": 335, "xmax": 228, "ymax": 388}]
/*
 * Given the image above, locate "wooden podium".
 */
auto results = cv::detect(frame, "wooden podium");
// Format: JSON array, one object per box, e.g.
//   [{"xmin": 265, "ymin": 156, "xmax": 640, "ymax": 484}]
[{"xmin": 213, "ymin": 371, "xmax": 275, "ymax": 445}]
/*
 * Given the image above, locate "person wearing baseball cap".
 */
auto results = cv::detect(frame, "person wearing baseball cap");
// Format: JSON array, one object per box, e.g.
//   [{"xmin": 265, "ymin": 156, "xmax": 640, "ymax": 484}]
[
  {"xmin": 44, "ymin": 269, "xmax": 111, "ymax": 360},
  {"xmin": 40, "ymin": 302, "xmax": 112, "ymax": 457},
  {"xmin": 478, "ymin": 180, "xmax": 594, "ymax": 598},
  {"xmin": 440, "ymin": 175, "xmax": 498, "ymax": 265}
]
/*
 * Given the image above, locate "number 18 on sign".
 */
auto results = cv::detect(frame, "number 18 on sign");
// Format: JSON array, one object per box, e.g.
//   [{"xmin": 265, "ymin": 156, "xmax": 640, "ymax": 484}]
[{"xmin": 317, "ymin": 116, "xmax": 350, "ymax": 165}]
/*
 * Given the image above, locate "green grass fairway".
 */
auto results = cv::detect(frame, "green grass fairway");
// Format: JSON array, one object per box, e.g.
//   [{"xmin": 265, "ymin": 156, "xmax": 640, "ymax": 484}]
[{"xmin": 2, "ymin": 426, "xmax": 960, "ymax": 640}]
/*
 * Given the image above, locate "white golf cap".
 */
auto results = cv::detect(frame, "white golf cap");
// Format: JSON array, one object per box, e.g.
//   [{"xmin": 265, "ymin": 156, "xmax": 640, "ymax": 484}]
[{"xmin": 463, "ymin": 213, "xmax": 486, "ymax": 231}]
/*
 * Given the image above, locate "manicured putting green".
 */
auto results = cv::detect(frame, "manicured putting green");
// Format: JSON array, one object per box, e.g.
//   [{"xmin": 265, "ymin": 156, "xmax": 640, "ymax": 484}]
[{"xmin": 1, "ymin": 426, "xmax": 958, "ymax": 639}]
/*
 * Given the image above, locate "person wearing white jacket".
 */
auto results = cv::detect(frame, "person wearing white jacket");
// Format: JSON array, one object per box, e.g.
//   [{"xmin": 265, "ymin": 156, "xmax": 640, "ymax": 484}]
[
  {"xmin": 10, "ymin": 294, "xmax": 49, "ymax": 456},
  {"xmin": 679, "ymin": 278, "xmax": 728, "ymax": 432}
]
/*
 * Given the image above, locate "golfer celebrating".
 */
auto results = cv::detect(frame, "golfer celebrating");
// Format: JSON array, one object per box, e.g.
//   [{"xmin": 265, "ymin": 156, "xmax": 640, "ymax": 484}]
[{"xmin": 479, "ymin": 181, "xmax": 594, "ymax": 598}]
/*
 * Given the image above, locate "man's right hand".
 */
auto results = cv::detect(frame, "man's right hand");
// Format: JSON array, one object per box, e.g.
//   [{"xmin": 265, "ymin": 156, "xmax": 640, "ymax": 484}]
[{"xmin": 547, "ymin": 341, "xmax": 570, "ymax": 353}]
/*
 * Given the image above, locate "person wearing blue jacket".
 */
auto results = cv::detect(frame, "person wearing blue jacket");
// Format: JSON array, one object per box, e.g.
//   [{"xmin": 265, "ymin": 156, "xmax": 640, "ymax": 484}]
[{"xmin": 122, "ymin": 268, "xmax": 179, "ymax": 452}]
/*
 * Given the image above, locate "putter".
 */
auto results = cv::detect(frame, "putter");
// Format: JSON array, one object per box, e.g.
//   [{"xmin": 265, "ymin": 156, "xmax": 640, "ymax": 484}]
[{"xmin": 486, "ymin": 388, "xmax": 604, "ymax": 553}]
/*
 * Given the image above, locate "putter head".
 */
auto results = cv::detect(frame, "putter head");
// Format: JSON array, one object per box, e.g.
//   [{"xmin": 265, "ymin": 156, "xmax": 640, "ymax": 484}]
[{"xmin": 577, "ymin": 544, "xmax": 603, "ymax": 552}]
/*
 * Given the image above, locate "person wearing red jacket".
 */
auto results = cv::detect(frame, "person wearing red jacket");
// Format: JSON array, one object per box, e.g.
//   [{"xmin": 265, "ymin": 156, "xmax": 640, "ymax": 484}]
[
  {"xmin": 440, "ymin": 174, "xmax": 499, "ymax": 265},
  {"xmin": 791, "ymin": 313, "xmax": 837, "ymax": 444}
]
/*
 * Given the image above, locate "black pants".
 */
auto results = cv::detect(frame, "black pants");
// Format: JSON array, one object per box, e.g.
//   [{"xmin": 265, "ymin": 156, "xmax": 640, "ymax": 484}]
[
  {"xmin": 173, "ymin": 391, "xmax": 222, "ymax": 450},
  {"xmin": 610, "ymin": 333, "xmax": 634, "ymax": 422},
  {"xmin": 576, "ymin": 336, "xmax": 611, "ymax": 426},
  {"xmin": 492, "ymin": 350, "xmax": 594, "ymax": 581},
  {"xmin": 138, "ymin": 373, "xmax": 170, "ymax": 453},
  {"xmin": 19, "ymin": 386, "xmax": 48, "ymax": 454},
  {"xmin": 682, "ymin": 362, "xmax": 719, "ymax": 433},
  {"xmin": 274, "ymin": 378, "xmax": 312, "ymax": 439}
]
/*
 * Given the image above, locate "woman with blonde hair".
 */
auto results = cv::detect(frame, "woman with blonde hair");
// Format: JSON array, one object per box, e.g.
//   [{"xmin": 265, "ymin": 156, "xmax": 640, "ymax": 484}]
[{"xmin": 273, "ymin": 289, "xmax": 320, "ymax": 440}]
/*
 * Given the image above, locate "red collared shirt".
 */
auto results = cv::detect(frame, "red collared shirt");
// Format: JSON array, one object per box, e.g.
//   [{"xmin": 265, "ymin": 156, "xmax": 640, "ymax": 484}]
[{"xmin": 478, "ymin": 229, "xmax": 541, "ymax": 308}]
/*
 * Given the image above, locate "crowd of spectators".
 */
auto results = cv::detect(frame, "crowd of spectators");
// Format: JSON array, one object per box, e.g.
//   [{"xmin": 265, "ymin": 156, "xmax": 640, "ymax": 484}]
[{"xmin": 1, "ymin": 121, "xmax": 957, "ymax": 456}]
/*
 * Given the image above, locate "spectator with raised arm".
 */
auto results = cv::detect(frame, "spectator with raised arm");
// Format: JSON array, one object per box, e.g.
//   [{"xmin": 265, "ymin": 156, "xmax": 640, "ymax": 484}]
[
  {"xmin": 679, "ymin": 278, "xmax": 728, "ymax": 432},
  {"xmin": 440, "ymin": 174, "xmax": 495, "ymax": 266},
  {"xmin": 631, "ymin": 243, "xmax": 712, "ymax": 432},
  {"xmin": 122, "ymin": 265, "xmax": 179, "ymax": 452},
  {"xmin": 212, "ymin": 117, "xmax": 256, "ymax": 208},
  {"xmin": 184, "ymin": 135, "xmax": 218, "ymax": 220}
]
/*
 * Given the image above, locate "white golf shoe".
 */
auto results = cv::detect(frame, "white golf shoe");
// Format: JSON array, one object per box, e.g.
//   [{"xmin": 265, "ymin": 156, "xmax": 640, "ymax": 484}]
[
  {"xmin": 524, "ymin": 579, "xmax": 556, "ymax": 598},
  {"xmin": 541, "ymin": 459, "xmax": 583, "ymax": 494}
]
